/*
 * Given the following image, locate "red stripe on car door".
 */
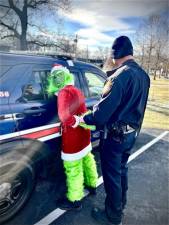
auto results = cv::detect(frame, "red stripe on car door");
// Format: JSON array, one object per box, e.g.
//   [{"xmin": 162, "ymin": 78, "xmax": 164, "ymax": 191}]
[{"xmin": 21, "ymin": 127, "xmax": 60, "ymax": 139}]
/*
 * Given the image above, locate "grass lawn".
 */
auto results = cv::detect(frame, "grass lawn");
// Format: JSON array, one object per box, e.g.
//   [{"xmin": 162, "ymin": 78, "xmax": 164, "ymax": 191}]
[{"xmin": 142, "ymin": 77, "xmax": 169, "ymax": 130}]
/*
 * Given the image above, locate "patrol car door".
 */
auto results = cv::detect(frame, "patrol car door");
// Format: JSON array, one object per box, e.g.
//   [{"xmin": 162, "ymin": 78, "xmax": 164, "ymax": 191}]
[
  {"xmin": 0, "ymin": 64, "xmax": 33, "ymax": 135},
  {"xmin": 0, "ymin": 68, "xmax": 18, "ymax": 135},
  {"xmin": 13, "ymin": 68, "xmax": 59, "ymax": 131}
]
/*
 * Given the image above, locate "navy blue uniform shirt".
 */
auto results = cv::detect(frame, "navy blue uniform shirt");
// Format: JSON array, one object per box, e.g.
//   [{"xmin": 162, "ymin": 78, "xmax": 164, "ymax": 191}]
[{"xmin": 83, "ymin": 59, "xmax": 150, "ymax": 130}]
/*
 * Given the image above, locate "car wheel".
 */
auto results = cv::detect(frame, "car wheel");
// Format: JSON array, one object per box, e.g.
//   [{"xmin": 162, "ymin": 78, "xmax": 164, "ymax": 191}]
[{"xmin": 0, "ymin": 160, "xmax": 35, "ymax": 224}]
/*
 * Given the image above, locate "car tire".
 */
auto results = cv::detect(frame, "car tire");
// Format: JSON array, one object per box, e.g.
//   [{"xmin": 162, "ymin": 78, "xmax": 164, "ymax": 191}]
[{"xmin": 0, "ymin": 153, "xmax": 35, "ymax": 224}]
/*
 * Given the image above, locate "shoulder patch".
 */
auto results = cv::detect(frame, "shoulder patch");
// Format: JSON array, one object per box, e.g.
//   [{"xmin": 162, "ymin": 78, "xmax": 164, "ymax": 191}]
[
  {"xmin": 108, "ymin": 65, "xmax": 128, "ymax": 81},
  {"xmin": 102, "ymin": 65, "xmax": 127, "ymax": 97},
  {"xmin": 102, "ymin": 79, "xmax": 113, "ymax": 96}
]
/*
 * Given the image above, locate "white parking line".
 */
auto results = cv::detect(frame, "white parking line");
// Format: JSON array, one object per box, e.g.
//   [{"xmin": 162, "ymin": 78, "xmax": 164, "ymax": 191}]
[
  {"xmin": 127, "ymin": 130, "xmax": 169, "ymax": 163},
  {"xmin": 34, "ymin": 130, "xmax": 169, "ymax": 225}
]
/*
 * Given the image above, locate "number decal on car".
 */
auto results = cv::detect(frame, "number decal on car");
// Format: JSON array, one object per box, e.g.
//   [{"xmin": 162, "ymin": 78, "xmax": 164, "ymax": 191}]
[{"xmin": 0, "ymin": 91, "xmax": 10, "ymax": 97}]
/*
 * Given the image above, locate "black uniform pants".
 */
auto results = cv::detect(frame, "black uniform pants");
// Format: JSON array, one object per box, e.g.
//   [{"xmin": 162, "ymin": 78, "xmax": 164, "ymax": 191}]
[{"xmin": 100, "ymin": 131, "xmax": 136, "ymax": 224}]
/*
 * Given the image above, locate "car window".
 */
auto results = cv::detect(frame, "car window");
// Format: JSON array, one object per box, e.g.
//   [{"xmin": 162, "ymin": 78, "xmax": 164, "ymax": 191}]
[
  {"xmin": 33, "ymin": 70, "xmax": 79, "ymax": 99},
  {"xmin": 40, "ymin": 70, "xmax": 80, "ymax": 98},
  {"xmin": 70, "ymin": 71, "xmax": 81, "ymax": 89},
  {"xmin": 84, "ymin": 72, "xmax": 105, "ymax": 97},
  {"xmin": 37, "ymin": 70, "xmax": 50, "ymax": 99},
  {"xmin": 16, "ymin": 71, "xmax": 47, "ymax": 103},
  {"xmin": 16, "ymin": 68, "xmax": 81, "ymax": 103}
]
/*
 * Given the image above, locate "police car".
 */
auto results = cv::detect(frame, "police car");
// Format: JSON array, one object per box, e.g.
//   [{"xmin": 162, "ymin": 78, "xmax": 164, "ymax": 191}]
[{"xmin": 0, "ymin": 52, "xmax": 106, "ymax": 223}]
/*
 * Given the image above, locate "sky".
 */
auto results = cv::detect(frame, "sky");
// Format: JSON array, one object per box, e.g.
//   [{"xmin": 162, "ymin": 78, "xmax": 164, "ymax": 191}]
[
  {"xmin": 1, "ymin": 0, "xmax": 167, "ymax": 53},
  {"xmin": 57, "ymin": 0, "xmax": 168, "ymax": 51}
]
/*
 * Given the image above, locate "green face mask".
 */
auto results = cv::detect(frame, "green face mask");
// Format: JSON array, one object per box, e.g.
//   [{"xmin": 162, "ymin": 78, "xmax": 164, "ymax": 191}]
[{"xmin": 47, "ymin": 68, "xmax": 74, "ymax": 95}]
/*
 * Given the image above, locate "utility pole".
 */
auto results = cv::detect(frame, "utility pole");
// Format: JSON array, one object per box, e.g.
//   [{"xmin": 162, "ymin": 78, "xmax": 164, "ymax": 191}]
[
  {"xmin": 86, "ymin": 45, "xmax": 89, "ymax": 61},
  {"xmin": 73, "ymin": 34, "xmax": 78, "ymax": 58}
]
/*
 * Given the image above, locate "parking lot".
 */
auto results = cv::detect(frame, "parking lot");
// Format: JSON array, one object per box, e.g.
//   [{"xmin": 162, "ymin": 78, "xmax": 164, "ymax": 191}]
[{"xmin": 5, "ymin": 128, "xmax": 169, "ymax": 225}]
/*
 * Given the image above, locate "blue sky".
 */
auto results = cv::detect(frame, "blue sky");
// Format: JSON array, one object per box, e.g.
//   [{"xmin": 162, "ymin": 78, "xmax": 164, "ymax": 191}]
[
  {"xmin": 38, "ymin": 0, "xmax": 168, "ymax": 52},
  {"xmin": 57, "ymin": 0, "xmax": 168, "ymax": 51}
]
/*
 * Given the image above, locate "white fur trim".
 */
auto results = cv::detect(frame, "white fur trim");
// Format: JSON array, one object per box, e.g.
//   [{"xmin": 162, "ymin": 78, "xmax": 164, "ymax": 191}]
[
  {"xmin": 51, "ymin": 65, "xmax": 69, "ymax": 74},
  {"xmin": 61, "ymin": 143, "xmax": 92, "ymax": 161},
  {"xmin": 51, "ymin": 65, "xmax": 63, "ymax": 73},
  {"xmin": 72, "ymin": 115, "xmax": 80, "ymax": 128}
]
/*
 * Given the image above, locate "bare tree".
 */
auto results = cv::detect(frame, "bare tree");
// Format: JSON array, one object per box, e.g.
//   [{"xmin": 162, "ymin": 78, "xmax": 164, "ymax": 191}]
[
  {"xmin": 95, "ymin": 46, "xmax": 109, "ymax": 60},
  {"xmin": 135, "ymin": 13, "xmax": 169, "ymax": 79},
  {"xmin": 0, "ymin": 0, "xmax": 71, "ymax": 50},
  {"xmin": 76, "ymin": 47, "xmax": 91, "ymax": 61},
  {"xmin": 134, "ymin": 28, "xmax": 146, "ymax": 67}
]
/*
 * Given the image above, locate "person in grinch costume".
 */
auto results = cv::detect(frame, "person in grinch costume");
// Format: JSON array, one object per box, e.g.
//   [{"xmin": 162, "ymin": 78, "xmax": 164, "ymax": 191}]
[{"xmin": 47, "ymin": 64, "xmax": 98, "ymax": 210}]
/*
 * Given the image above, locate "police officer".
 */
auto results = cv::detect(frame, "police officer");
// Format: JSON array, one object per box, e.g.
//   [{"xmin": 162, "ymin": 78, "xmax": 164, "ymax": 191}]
[{"xmin": 79, "ymin": 36, "xmax": 150, "ymax": 225}]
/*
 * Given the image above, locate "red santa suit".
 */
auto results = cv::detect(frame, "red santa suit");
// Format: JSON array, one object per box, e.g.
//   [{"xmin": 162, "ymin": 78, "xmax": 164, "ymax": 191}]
[{"xmin": 58, "ymin": 85, "xmax": 92, "ymax": 161}]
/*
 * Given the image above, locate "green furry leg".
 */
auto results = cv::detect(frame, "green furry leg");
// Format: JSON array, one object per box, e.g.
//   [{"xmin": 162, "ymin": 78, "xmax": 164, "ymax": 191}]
[
  {"xmin": 83, "ymin": 152, "xmax": 98, "ymax": 188},
  {"xmin": 63, "ymin": 160, "xmax": 84, "ymax": 202}
]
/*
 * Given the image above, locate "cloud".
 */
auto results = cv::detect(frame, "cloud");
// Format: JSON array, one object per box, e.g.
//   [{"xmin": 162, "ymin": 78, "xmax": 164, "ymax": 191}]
[
  {"xmin": 71, "ymin": 0, "xmax": 168, "ymax": 19},
  {"xmin": 77, "ymin": 28, "xmax": 113, "ymax": 43},
  {"xmin": 60, "ymin": 0, "xmax": 168, "ymax": 50},
  {"xmin": 77, "ymin": 28, "xmax": 113, "ymax": 49},
  {"xmin": 76, "ymin": 28, "xmax": 137, "ymax": 49},
  {"xmin": 64, "ymin": 0, "xmax": 168, "ymax": 32},
  {"xmin": 63, "ymin": 8, "xmax": 131, "ymax": 32}
]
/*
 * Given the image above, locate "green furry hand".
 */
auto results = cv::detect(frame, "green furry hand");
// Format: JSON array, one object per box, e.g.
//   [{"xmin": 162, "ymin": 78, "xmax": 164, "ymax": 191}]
[
  {"xmin": 79, "ymin": 122, "xmax": 96, "ymax": 131},
  {"xmin": 83, "ymin": 110, "xmax": 92, "ymax": 116},
  {"xmin": 78, "ymin": 110, "xmax": 95, "ymax": 130}
]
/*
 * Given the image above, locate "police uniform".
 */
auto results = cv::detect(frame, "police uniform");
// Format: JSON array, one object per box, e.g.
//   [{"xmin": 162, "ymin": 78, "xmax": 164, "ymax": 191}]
[{"xmin": 83, "ymin": 59, "xmax": 150, "ymax": 224}]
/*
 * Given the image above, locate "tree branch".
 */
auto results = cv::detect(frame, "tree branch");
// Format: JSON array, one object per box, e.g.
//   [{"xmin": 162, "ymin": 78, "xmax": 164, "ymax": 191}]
[
  {"xmin": 1, "ymin": 34, "xmax": 16, "ymax": 39},
  {"xmin": 0, "ymin": 20, "xmax": 20, "ymax": 38},
  {"xmin": 28, "ymin": 22, "xmax": 50, "ymax": 36},
  {"xmin": 28, "ymin": 39, "xmax": 65, "ymax": 51},
  {"xmin": 0, "ymin": 4, "xmax": 10, "ymax": 9},
  {"xmin": 0, "ymin": 8, "xmax": 11, "ymax": 19},
  {"xmin": 28, "ymin": 40, "xmax": 50, "ymax": 47},
  {"xmin": 27, "ymin": 0, "xmax": 48, "ymax": 9},
  {"xmin": 8, "ymin": 0, "xmax": 22, "ymax": 18}
]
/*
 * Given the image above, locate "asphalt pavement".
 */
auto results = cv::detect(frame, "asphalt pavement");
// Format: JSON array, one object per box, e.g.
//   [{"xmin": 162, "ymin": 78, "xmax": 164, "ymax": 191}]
[{"xmin": 4, "ymin": 128, "xmax": 169, "ymax": 225}]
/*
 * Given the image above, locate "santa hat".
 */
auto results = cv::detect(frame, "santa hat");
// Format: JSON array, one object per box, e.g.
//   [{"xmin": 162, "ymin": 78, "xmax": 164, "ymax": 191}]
[
  {"xmin": 51, "ymin": 64, "xmax": 68, "ymax": 74},
  {"xmin": 47, "ymin": 64, "xmax": 74, "ymax": 94}
]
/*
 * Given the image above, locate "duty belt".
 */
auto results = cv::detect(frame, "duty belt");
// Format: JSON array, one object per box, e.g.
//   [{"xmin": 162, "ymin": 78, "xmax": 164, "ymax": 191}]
[
  {"xmin": 106, "ymin": 124, "xmax": 136, "ymax": 142},
  {"xmin": 122, "ymin": 125, "xmax": 135, "ymax": 134},
  {"xmin": 108, "ymin": 124, "xmax": 135, "ymax": 134},
  {"xmin": 101, "ymin": 124, "xmax": 136, "ymax": 142}
]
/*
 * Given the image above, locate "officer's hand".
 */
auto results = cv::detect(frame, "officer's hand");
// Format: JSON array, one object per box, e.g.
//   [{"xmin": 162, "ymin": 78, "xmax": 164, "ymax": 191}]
[
  {"xmin": 72, "ymin": 115, "xmax": 85, "ymax": 128},
  {"xmin": 72, "ymin": 115, "xmax": 81, "ymax": 128}
]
